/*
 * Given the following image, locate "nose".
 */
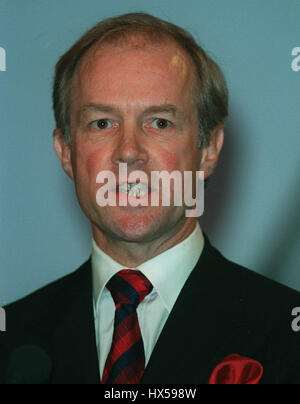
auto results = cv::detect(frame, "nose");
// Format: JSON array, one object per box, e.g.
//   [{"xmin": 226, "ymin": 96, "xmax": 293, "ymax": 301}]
[{"xmin": 112, "ymin": 122, "xmax": 148, "ymax": 168}]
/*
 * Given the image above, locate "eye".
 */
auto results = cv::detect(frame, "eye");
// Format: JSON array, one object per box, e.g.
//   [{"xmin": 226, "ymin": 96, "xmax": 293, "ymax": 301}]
[
  {"xmin": 90, "ymin": 119, "xmax": 113, "ymax": 130},
  {"xmin": 151, "ymin": 118, "xmax": 172, "ymax": 130}
]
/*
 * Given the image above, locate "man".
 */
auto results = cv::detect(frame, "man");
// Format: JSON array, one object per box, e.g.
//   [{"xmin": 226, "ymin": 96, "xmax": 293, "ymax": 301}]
[{"xmin": 1, "ymin": 12, "xmax": 300, "ymax": 385}]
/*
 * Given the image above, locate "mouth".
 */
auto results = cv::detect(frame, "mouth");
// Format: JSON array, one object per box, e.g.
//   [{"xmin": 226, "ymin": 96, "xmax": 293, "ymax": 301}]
[{"xmin": 117, "ymin": 182, "xmax": 151, "ymax": 198}]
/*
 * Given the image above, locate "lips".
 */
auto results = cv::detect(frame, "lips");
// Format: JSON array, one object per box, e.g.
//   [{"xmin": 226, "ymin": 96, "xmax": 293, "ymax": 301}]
[
  {"xmin": 115, "ymin": 180, "xmax": 155, "ymax": 192},
  {"xmin": 117, "ymin": 182, "xmax": 149, "ymax": 198},
  {"xmin": 110, "ymin": 180, "xmax": 160, "ymax": 207}
]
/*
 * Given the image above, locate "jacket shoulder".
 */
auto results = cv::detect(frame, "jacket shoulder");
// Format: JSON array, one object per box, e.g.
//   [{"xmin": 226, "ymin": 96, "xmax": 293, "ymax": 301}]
[
  {"xmin": 205, "ymin": 239, "xmax": 300, "ymax": 304},
  {"xmin": 0, "ymin": 258, "xmax": 93, "ymax": 383},
  {"xmin": 5, "ymin": 259, "xmax": 90, "ymax": 312},
  {"xmin": 197, "ymin": 240, "xmax": 300, "ymax": 383},
  {"xmin": 2, "ymin": 258, "xmax": 91, "ymax": 343}
]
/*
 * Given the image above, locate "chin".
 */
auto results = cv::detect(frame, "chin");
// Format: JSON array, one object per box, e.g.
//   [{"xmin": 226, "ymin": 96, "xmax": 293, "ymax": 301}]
[
  {"xmin": 92, "ymin": 204, "xmax": 181, "ymax": 243},
  {"xmin": 114, "ymin": 214, "xmax": 156, "ymax": 242},
  {"xmin": 98, "ymin": 208, "xmax": 166, "ymax": 243}
]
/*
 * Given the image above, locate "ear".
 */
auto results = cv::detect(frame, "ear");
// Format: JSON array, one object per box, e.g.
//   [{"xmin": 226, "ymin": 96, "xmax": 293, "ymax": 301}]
[
  {"xmin": 199, "ymin": 124, "xmax": 224, "ymax": 179},
  {"xmin": 53, "ymin": 128, "xmax": 74, "ymax": 180}
]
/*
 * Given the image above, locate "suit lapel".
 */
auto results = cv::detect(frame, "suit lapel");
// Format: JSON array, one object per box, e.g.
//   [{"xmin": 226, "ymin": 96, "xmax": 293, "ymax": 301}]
[
  {"xmin": 49, "ymin": 259, "xmax": 100, "ymax": 384},
  {"xmin": 141, "ymin": 237, "xmax": 247, "ymax": 384}
]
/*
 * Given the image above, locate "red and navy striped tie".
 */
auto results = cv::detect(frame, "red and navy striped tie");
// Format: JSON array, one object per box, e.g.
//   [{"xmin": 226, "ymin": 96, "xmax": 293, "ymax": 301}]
[{"xmin": 101, "ymin": 270, "xmax": 153, "ymax": 384}]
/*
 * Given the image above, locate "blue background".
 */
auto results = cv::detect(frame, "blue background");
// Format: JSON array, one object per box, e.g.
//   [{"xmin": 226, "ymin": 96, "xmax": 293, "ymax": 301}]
[{"xmin": 0, "ymin": 0, "xmax": 299, "ymax": 305}]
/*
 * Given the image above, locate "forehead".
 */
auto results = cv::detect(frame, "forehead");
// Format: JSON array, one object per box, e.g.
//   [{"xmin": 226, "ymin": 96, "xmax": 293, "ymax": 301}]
[{"xmin": 72, "ymin": 37, "xmax": 197, "ymax": 110}]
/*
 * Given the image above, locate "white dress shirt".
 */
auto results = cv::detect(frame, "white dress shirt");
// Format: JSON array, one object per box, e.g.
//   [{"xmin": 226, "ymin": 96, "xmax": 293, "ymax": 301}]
[{"xmin": 91, "ymin": 222, "xmax": 205, "ymax": 379}]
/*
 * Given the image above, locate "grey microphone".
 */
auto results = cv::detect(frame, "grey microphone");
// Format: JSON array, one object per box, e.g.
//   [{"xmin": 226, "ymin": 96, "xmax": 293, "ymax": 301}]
[{"xmin": 5, "ymin": 345, "xmax": 52, "ymax": 384}]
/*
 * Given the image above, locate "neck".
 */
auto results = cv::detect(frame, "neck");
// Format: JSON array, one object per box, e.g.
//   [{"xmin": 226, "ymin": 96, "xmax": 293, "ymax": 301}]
[{"xmin": 91, "ymin": 218, "xmax": 198, "ymax": 267}]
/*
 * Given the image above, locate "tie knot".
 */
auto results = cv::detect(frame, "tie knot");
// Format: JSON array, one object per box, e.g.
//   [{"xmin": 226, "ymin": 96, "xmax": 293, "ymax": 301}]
[{"xmin": 106, "ymin": 270, "xmax": 153, "ymax": 308}]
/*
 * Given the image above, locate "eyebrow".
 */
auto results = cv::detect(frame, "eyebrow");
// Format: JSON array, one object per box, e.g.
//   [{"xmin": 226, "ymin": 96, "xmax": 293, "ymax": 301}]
[
  {"xmin": 77, "ymin": 103, "xmax": 115, "ymax": 122},
  {"xmin": 142, "ymin": 104, "xmax": 180, "ymax": 116},
  {"xmin": 77, "ymin": 103, "xmax": 183, "ymax": 122}
]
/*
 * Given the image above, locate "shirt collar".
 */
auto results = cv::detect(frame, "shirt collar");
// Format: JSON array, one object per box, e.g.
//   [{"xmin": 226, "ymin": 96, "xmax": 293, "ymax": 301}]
[{"xmin": 91, "ymin": 221, "xmax": 204, "ymax": 313}]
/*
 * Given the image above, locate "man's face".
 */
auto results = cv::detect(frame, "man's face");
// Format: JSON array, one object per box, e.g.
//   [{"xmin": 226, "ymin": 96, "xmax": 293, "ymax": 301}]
[{"xmin": 54, "ymin": 39, "xmax": 222, "ymax": 244}]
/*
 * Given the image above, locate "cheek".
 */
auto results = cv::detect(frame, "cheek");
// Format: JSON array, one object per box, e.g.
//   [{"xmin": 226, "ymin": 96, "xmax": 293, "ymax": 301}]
[
  {"xmin": 86, "ymin": 151, "xmax": 100, "ymax": 177},
  {"xmin": 158, "ymin": 146, "xmax": 197, "ymax": 172},
  {"xmin": 84, "ymin": 147, "xmax": 108, "ymax": 180},
  {"xmin": 159, "ymin": 150, "xmax": 180, "ymax": 171},
  {"xmin": 72, "ymin": 147, "xmax": 107, "ymax": 194}
]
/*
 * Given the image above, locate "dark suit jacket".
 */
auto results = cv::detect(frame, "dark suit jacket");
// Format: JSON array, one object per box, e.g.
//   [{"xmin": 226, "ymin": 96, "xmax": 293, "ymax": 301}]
[{"xmin": 1, "ymin": 237, "xmax": 300, "ymax": 384}]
